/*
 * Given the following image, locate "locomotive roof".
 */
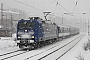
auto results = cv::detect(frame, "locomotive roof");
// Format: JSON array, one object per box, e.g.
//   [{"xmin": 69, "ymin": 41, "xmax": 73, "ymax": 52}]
[
  {"xmin": 18, "ymin": 18, "xmax": 42, "ymax": 24},
  {"xmin": 58, "ymin": 25, "xmax": 79, "ymax": 29},
  {"xmin": 18, "ymin": 18, "xmax": 57, "ymax": 25}
]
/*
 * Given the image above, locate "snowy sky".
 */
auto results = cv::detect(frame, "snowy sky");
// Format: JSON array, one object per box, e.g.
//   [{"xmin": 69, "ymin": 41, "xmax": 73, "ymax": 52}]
[
  {"xmin": 0, "ymin": 0, "xmax": 90, "ymax": 19},
  {"xmin": 0, "ymin": 0, "xmax": 89, "ymax": 26}
]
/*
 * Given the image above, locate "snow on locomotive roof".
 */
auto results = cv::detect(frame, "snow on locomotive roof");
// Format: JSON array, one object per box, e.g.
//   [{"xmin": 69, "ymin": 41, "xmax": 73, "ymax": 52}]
[
  {"xmin": 58, "ymin": 25, "xmax": 79, "ymax": 29},
  {"xmin": 58, "ymin": 25, "xmax": 69, "ymax": 28},
  {"xmin": 28, "ymin": 17, "xmax": 43, "ymax": 20},
  {"xmin": 19, "ymin": 17, "xmax": 42, "ymax": 20}
]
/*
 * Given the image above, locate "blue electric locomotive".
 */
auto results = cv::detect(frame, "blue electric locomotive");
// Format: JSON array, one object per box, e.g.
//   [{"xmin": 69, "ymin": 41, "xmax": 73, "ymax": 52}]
[
  {"xmin": 16, "ymin": 17, "xmax": 80, "ymax": 49},
  {"xmin": 16, "ymin": 17, "xmax": 58, "ymax": 49}
]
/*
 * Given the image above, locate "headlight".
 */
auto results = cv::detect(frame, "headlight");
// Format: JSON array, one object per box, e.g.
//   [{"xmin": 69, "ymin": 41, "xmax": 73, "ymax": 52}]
[
  {"xmin": 18, "ymin": 36, "xmax": 21, "ymax": 38},
  {"xmin": 31, "ymin": 36, "xmax": 34, "ymax": 38},
  {"xmin": 25, "ymin": 30, "xmax": 27, "ymax": 32}
]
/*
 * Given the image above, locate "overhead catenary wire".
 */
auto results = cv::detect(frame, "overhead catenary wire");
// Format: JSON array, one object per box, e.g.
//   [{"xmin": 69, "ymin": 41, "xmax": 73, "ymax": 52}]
[
  {"xmin": 13, "ymin": 0, "xmax": 62, "ymax": 19},
  {"xmin": 14, "ymin": 0, "xmax": 70, "ymax": 14},
  {"xmin": 53, "ymin": 0, "xmax": 70, "ymax": 13},
  {"xmin": 13, "ymin": 0, "xmax": 77, "ymax": 19},
  {"xmin": 72, "ymin": 0, "xmax": 86, "ymax": 15},
  {"xmin": 13, "ymin": 0, "xmax": 43, "ymax": 12},
  {"xmin": 53, "ymin": 0, "xmax": 76, "ymax": 17},
  {"xmin": 71, "ymin": 0, "xmax": 83, "ymax": 18},
  {"xmin": 72, "ymin": 0, "xmax": 79, "ymax": 14}
]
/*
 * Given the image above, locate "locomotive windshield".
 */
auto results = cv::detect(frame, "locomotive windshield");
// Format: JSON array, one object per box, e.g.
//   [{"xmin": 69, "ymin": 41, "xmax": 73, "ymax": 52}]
[{"xmin": 18, "ymin": 22, "xmax": 35, "ymax": 29}]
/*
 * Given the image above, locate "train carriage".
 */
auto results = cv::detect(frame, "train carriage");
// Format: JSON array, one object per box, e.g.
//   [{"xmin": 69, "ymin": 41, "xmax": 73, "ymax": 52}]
[{"xmin": 57, "ymin": 25, "xmax": 70, "ymax": 38}]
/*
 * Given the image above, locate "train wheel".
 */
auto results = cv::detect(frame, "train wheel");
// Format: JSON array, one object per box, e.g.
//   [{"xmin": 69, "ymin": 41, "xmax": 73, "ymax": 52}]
[
  {"xmin": 19, "ymin": 44, "xmax": 25, "ymax": 50},
  {"xmin": 34, "ymin": 43, "xmax": 38, "ymax": 49},
  {"xmin": 19, "ymin": 44, "xmax": 23, "ymax": 48}
]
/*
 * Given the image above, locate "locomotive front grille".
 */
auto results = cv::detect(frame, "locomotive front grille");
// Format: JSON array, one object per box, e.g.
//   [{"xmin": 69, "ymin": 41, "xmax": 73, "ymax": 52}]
[
  {"xmin": 21, "ymin": 34, "xmax": 31, "ymax": 38},
  {"xmin": 20, "ymin": 40, "xmax": 34, "ymax": 43}
]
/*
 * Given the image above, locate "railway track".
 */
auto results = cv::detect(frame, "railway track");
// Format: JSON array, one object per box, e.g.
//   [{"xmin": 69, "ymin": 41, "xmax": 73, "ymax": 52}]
[
  {"xmin": 0, "ymin": 34, "xmax": 84, "ymax": 60},
  {"xmin": 24, "ymin": 34, "xmax": 84, "ymax": 60},
  {"xmin": 0, "ymin": 50, "xmax": 21, "ymax": 56},
  {"xmin": 0, "ymin": 50, "xmax": 29, "ymax": 60},
  {"xmin": 0, "ymin": 39, "xmax": 64, "ymax": 60}
]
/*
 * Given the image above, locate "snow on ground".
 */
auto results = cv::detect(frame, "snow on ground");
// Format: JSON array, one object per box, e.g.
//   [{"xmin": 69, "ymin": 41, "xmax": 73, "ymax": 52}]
[
  {"xmin": 59, "ymin": 33, "xmax": 90, "ymax": 60},
  {"xmin": 0, "ymin": 33, "xmax": 90, "ymax": 60},
  {"xmin": 0, "ymin": 37, "xmax": 19, "ymax": 54},
  {"xmin": 2, "ymin": 33, "xmax": 81, "ymax": 60}
]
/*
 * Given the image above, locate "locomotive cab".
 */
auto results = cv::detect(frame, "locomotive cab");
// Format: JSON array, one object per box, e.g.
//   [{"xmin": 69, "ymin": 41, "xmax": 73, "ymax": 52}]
[{"xmin": 16, "ymin": 17, "xmax": 44, "ymax": 49}]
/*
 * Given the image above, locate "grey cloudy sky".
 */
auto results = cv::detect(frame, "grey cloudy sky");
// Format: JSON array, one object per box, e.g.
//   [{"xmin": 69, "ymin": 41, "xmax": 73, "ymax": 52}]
[{"xmin": 0, "ymin": 0, "xmax": 90, "ymax": 19}]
